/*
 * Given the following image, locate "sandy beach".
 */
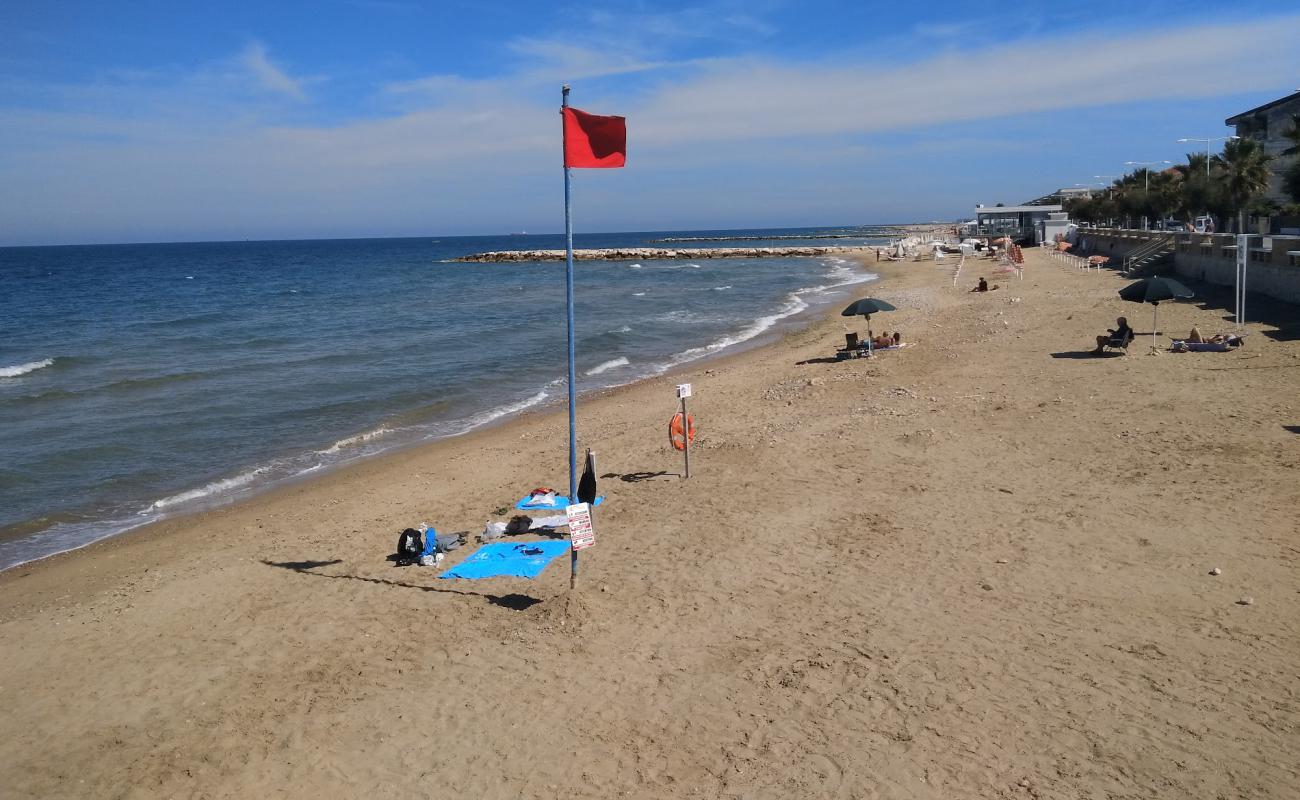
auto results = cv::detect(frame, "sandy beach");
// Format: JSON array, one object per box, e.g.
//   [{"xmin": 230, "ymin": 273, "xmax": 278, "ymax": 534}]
[{"xmin": 2, "ymin": 247, "xmax": 1298, "ymax": 799}]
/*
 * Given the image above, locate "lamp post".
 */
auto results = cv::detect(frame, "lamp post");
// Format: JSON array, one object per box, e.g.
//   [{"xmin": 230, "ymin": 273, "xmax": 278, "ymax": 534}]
[
  {"xmin": 1176, "ymin": 136, "xmax": 1240, "ymax": 178},
  {"xmin": 1124, "ymin": 160, "xmax": 1173, "ymax": 192},
  {"xmin": 1091, "ymin": 177, "xmax": 1119, "ymax": 227},
  {"xmin": 1124, "ymin": 161, "xmax": 1172, "ymax": 229}
]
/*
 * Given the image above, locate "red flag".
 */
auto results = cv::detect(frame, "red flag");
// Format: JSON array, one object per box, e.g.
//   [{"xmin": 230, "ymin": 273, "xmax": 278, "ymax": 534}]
[{"xmin": 563, "ymin": 107, "xmax": 626, "ymax": 168}]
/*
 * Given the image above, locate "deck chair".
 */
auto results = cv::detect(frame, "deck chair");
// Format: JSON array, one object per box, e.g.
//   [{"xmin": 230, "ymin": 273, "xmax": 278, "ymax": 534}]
[
  {"xmin": 1103, "ymin": 329, "xmax": 1133, "ymax": 355},
  {"xmin": 837, "ymin": 332, "xmax": 867, "ymax": 359}
]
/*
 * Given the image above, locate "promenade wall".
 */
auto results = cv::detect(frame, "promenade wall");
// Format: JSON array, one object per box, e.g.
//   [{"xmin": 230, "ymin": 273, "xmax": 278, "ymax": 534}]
[{"xmin": 1076, "ymin": 228, "xmax": 1300, "ymax": 305}]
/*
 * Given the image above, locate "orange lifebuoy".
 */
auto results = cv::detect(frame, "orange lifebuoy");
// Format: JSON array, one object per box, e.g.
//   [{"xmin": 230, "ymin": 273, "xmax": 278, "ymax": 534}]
[{"xmin": 669, "ymin": 412, "xmax": 696, "ymax": 451}]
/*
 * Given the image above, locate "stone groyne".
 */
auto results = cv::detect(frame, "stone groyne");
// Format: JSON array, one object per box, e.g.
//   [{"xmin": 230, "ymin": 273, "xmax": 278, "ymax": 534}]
[
  {"xmin": 647, "ymin": 233, "xmax": 890, "ymax": 243},
  {"xmin": 452, "ymin": 246, "xmax": 872, "ymax": 262}
]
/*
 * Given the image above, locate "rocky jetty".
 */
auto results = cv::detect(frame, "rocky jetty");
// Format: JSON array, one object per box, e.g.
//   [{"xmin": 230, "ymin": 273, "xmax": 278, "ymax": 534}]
[
  {"xmin": 647, "ymin": 233, "xmax": 896, "ymax": 243},
  {"xmin": 452, "ymin": 246, "xmax": 872, "ymax": 262}
]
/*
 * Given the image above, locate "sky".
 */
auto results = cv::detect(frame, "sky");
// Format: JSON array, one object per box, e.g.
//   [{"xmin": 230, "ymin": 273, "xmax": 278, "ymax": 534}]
[{"xmin": 2, "ymin": 1, "xmax": 1299, "ymax": 245}]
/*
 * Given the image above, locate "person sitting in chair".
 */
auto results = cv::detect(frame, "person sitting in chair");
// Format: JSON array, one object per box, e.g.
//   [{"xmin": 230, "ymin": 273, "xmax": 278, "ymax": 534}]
[{"xmin": 1093, "ymin": 316, "xmax": 1132, "ymax": 354}]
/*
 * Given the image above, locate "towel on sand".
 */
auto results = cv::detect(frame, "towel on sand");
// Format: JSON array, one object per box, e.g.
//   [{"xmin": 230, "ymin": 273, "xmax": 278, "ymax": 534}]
[
  {"xmin": 515, "ymin": 494, "xmax": 605, "ymax": 511},
  {"xmin": 439, "ymin": 540, "xmax": 571, "ymax": 580}
]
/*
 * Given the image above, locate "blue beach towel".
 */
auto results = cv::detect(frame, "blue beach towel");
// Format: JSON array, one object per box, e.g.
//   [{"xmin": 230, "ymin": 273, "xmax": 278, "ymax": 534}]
[
  {"xmin": 439, "ymin": 540, "xmax": 571, "ymax": 580},
  {"xmin": 514, "ymin": 494, "xmax": 606, "ymax": 511}
]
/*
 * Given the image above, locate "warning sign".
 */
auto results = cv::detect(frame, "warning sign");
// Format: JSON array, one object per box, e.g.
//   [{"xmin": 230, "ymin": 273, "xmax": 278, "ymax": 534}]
[{"xmin": 566, "ymin": 502, "xmax": 596, "ymax": 550}]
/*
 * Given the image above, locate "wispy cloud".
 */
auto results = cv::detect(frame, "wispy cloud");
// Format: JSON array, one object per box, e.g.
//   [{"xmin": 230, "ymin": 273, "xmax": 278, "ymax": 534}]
[
  {"xmin": 3, "ymin": 14, "xmax": 1300, "ymax": 244},
  {"xmin": 239, "ymin": 42, "xmax": 308, "ymax": 101}
]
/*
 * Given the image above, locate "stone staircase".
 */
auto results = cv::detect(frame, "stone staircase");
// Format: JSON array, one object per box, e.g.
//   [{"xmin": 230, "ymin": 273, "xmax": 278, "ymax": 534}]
[{"xmin": 1123, "ymin": 234, "xmax": 1175, "ymax": 276}]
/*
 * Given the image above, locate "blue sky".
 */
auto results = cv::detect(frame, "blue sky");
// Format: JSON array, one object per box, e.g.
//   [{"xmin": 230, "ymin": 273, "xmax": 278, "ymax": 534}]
[{"xmin": 2, "ymin": 1, "xmax": 1299, "ymax": 245}]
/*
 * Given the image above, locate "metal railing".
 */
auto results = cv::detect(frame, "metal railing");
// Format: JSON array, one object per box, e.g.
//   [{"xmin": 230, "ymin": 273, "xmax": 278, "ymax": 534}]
[{"xmin": 1122, "ymin": 234, "xmax": 1174, "ymax": 275}]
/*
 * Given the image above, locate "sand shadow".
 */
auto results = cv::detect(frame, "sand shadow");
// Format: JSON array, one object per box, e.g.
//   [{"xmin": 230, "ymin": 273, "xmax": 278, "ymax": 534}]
[
  {"xmin": 796, "ymin": 356, "xmax": 852, "ymax": 365},
  {"xmin": 1050, "ymin": 351, "xmax": 1125, "ymax": 359},
  {"xmin": 488, "ymin": 593, "xmax": 543, "ymax": 610},
  {"xmin": 260, "ymin": 559, "xmax": 541, "ymax": 609},
  {"xmin": 1283, "ymin": 425, "xmax": 1300, "ymax": 435},
  {"xmin": 1185, "ymin": 280, "xmax": 1300, "ymax": 342},
  {"xmin": 605, "ymin": 470, "xmax": 671, "ymax": 483}
]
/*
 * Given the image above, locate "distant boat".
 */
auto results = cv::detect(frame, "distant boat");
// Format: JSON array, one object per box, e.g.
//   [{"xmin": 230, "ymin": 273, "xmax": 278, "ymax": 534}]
[{"xmin": 508, "ymin": 231, "xmax": 527, "ymax": 236}]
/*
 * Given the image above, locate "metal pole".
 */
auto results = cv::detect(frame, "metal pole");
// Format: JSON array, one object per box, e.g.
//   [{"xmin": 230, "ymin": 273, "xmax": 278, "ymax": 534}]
[
  {"xmin": 1152, "ymin": 304, "xmax": 1159, "ymax": 355},
  {"xmin": 1236, "ymin": 234, "xmax": 1249, "ymax": 327},
  {"xmin": 680, "ymin": 395, "xmax": 690, "ymax": 479},
  {"xmin": 562, "ymin": 84, "xmax": 578, "ymax": 589}
]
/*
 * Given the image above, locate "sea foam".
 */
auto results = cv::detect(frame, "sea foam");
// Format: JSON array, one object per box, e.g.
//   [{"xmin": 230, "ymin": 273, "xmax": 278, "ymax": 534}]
[
  {"xmin": 586, "ymin": 357, "xmax": 629, "ymax": 376},
  {"xmin": 0, "ymin": 358, "xmax": 54, "ymax": 378},
  {"xmin": 145, "ymin": 467, "xmax": 269, "ymax": 512}
]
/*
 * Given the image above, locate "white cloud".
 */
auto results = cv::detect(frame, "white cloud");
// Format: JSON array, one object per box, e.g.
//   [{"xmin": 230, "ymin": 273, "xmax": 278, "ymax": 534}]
[
  {"xmin": 4, "ymin": 14, "xmax": 1300, "ymax": 243},
  {"xmin": 239, "ymin": 42, "xmax": 308, "ymax": 101}
]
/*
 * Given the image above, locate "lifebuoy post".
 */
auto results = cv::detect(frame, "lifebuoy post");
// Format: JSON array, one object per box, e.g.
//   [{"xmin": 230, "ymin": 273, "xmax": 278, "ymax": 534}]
[{"xmin": 677, "ymin": 383, "xmax": 692, "ymax": 478}]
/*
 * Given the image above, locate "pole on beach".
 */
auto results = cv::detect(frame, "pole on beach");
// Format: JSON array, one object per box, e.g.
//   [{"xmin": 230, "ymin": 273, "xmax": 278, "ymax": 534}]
[{"xmin": 562, "ymin": 84, "xmax": 579, "ymax": 589}]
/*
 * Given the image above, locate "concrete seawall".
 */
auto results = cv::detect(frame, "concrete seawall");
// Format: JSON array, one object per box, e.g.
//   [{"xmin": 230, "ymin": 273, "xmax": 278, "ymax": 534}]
[
  {"xmin": 1077, "ymin": 229, "xmax": 1300, "ymax": 305},
  {"xmin": 452, "ymin": 246, "xmax": 873, "ymax": 262}
]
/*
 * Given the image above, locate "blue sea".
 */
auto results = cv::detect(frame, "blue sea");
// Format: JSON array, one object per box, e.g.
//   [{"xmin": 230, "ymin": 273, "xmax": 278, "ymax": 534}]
[{"xmin": 0, "ymin": 226, "xmax": 889, "ymax": 570}]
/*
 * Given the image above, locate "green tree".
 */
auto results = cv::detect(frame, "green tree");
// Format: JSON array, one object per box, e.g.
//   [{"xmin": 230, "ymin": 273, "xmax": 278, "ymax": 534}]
[{"xmin": 1212, "ymin": 138, "xmax": 1273, "ymax": 230}]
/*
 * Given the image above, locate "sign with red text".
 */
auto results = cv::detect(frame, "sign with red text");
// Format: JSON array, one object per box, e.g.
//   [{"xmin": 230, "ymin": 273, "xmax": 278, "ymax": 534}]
[{"xmin": 566, "ymin": 502, "xmax": 596, "ymax": 550}]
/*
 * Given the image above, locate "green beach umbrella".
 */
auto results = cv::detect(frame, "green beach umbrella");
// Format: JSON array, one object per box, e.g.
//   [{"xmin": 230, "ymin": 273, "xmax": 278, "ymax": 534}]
[
  {"xmin": 841, "ymin": 298, "xmax": 898, "ymax": 354},
  {"xmin": 1118, "ymin": 276, "xmax": 1194, "ymax": 354}
]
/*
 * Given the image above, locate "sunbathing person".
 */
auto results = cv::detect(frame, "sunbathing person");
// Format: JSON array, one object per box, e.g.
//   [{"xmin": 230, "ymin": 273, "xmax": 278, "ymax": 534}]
[
  {"xmin": 970, "ymin": 278, "xmax": 999, "ymax": 293},
  {"xmin": 1093, "ymin": 316, "xmax": 1132, "ymax": 354},
  {"xmin": 871, "ymin": 332, "xmax": 894, "ymax": 348},
  {"xmin": 1190, "ymin": 329, "xmax": 1227, "ymax": 343}
]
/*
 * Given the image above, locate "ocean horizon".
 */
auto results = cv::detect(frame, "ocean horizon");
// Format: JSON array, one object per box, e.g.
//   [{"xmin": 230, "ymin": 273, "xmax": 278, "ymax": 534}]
[{"xmin": 0, "ymin": 225, "xmax": 889, "ymax": 570}]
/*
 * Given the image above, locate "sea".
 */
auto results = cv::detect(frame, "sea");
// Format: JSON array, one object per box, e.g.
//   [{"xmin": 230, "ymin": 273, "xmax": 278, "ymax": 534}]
[{"xmin": 0, "ymin": 226, "xmax": 891, "ymax": 571}]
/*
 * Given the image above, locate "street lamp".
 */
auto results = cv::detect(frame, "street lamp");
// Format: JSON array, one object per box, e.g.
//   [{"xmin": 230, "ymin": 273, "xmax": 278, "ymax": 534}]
[
  {"xmin": 1124, "ymin": 160, "xmax": 1173, "ymax": 192},
  {"xmin": 1177, "ymin": 136, "xmax": 1240, "ymax": 177}
]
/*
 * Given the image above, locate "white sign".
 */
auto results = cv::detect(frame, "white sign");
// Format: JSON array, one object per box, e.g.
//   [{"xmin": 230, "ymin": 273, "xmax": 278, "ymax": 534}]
[
  {"xmin": 566, "ymin": 502, "xmax": 596, "ymax": 550},
  {"xmin": 676, "ymin": 383, "xmax": 693, "ymax": 399}
]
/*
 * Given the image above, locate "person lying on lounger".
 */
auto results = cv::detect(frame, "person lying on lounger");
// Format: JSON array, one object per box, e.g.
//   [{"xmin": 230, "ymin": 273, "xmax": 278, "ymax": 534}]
[{"xmin": 1092, "ymin": 316, "xmax": 1132, "ymax": 354}]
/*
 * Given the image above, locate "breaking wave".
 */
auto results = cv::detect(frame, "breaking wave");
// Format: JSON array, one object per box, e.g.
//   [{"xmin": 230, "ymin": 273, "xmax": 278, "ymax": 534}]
[
  {"xmin": 586, "ymin": 357, "xmax": 629, "ymax": 376},
  {"xmin": 0, "ymin": 358, "xmax": 54, "ymax": 378}
]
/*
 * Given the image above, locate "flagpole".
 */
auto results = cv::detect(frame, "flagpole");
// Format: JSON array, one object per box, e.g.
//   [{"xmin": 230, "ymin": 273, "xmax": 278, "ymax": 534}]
[{"xmin": 562, "ymin": 84, "xmax": 579, "ymax": 590}]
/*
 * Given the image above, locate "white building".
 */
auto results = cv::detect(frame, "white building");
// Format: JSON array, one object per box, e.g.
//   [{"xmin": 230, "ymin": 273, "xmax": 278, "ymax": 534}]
[
  {"xmin": 1225, "ymin": 90, "xmax": 1300, "ymax": 204},
  {"xmin": 973, "ymin": 204, "xmax": 1063, "ymax": 244}
]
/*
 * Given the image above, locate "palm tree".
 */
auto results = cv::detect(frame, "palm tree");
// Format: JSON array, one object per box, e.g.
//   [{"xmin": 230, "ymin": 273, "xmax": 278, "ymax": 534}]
[{"xmin": 1212, "ymin": 138, "xmax": 1273, "ymax": 231}]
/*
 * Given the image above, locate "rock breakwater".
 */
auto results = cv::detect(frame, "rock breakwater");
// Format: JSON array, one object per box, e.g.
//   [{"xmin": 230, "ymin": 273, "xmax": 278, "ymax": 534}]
[{"xmin": 453, "ymin": 246, "xmax": 872, "ymax": 262}]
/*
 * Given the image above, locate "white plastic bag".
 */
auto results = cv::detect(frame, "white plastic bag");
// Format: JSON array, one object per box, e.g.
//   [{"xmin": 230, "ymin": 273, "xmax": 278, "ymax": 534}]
[{"xmin": 481, "ymin": 521, "xmax": 507, "ymax": 542}]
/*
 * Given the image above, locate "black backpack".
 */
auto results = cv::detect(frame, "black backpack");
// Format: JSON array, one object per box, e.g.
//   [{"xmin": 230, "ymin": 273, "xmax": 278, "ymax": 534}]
[{"xmin": 395, "ymin": 528, "xmax": 424, "ymax": 565}]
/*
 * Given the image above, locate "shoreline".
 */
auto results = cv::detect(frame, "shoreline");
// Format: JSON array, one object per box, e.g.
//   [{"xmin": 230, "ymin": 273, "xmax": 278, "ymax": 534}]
[
  {"xmin": 4, "ymin": 247, "xmax": 1295, "ymax": 798},
  {"xmin": 0, "ymin": 254, "xmax": 882, "ymax": 575}
]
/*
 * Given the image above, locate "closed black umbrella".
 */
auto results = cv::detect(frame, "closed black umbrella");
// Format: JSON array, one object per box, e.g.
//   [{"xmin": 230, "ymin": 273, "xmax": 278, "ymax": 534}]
[
  {"xmin": 841, "ymin": 298, "xmax": 897, "ymax": 354},
  {"xmin": 577, "ymin": 449, "xmax": 597, "ymax": 505},
  {"xmin": 1118, "ymin": 277, "xmax": 1193, "ymax": 353}
]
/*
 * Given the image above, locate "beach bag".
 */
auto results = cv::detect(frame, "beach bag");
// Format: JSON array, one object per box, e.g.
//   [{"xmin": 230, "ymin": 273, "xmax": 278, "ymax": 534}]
[
  {"xmin": 396, "ymin": 528, "xmax": 424, "ymax": 565},
  {"xmin": 505, "ymin": 515, "xmax": 533, "ymax": 535}
]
